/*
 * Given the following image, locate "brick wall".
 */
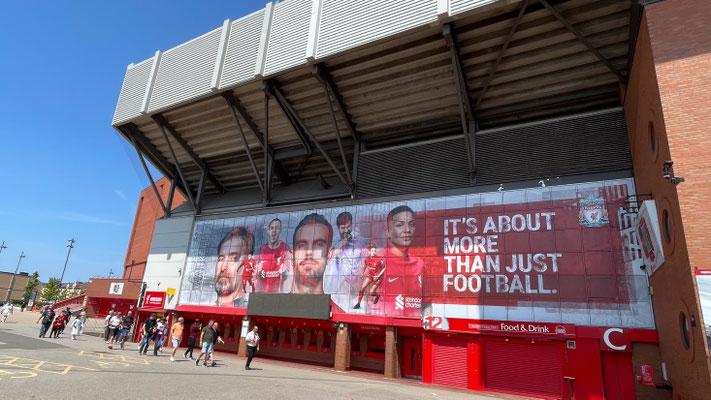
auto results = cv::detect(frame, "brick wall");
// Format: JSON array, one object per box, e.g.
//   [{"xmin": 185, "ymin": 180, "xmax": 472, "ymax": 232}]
[
  {"xmin": 624, "ymin": 1, "xmax": 711, "ymax": 398},
  {"xmin": 122, "ymin": 177, "xmax": 185, "ymax": 280}
]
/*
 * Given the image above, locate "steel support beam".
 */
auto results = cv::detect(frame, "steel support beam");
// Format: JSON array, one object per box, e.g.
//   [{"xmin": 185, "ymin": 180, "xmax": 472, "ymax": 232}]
[
  {"xmin": 195, "ymin": 168, "xmax": 207, "ymax": 215},
  {"xmin": 312, "ymin": 64, "xmax": 361, "ymax": 143},
  {"xmin": 264, "ymin": 79, "xmax": 350, "ymax": 188},
  {"xmin": 222, "ymin": 91, "xmax": 291, "ymax": 186},
  {"xmin": 262, "ymin": 80, "xmax": 313, "ymax": 154},
  {"xmin": 226, "ymin": 95, "xmax": 265, "ymax": 193},
  {"xmin": 320, "ymin": 79, "xmax": 352, "ymax": 186},
  {"xmin": 129, "ymin": 135, "xmax": 169, "ymax": 217},
  {"xmin": 165, "ymin": 178, "xmax": 176, "ymax": 215},
  {"xmin": 539, "ymin": 0, "xmax": 625, "ymax": 83},
  {"xmin": 120, "ymin": 124, "xmax": 190, "ymax": 203},
  {"xmin": 473, "ymin": 0, "xmax": 529, "ymax": 110},
  {"xmin": 264, "ymin": 92, "xmax": 273, "ymax": 203},
  {"xmin": 152, "ymin": 114, "xmax": 226, "ymax": 193},
  {"xmin": 156, "ymin": 122, "xmax": 196, "ymax": 208},
  {"xmin": 443, "ymin": 23, "xmax": 476, "ymax": 176}
]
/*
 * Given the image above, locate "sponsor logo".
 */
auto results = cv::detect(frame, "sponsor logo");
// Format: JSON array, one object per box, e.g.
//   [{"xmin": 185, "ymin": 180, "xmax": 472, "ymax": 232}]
[
  {"xmin": 388, "ymin": 277, "xmax": 399, "ymax": 283},
  {"xmin": 555, "ymin": 325, "xmax": 567, "ymax": 335},
  {"xmin": 578, "ymin": 196, "xmax": 609, "ymax": 227},
  {"xmin": 395, "ymin": 294, "xmax": 404, "ymax": 310}
]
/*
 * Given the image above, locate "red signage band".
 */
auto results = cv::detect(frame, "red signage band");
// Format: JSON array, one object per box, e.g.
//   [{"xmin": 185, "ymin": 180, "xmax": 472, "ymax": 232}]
[
  {"xmin": 424, "ymin": 316, "xmax": 575, "ymax": 338},
  {"xmin": 144, "ymin": 291, "xmax": 166, "ymax": 308}
]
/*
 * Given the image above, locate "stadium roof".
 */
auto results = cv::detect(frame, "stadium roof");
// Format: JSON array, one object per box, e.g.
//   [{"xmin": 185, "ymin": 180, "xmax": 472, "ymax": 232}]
[{"xmin": 111, "ymin": 0, "xmax": 640, "ymax": 208}]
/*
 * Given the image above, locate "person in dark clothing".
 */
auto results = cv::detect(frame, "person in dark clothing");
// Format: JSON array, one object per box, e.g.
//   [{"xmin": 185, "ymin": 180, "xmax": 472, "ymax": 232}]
[
  {"xmin": 36, "ymin": 306, "xmax": 55, "ymax": 338},
  {"xmin": 184, "ymin": 320, "xmax": 202, "ymax": 360},
  {"xmin": 138, "ymin": 313, "xmax": 157, "ymax": 356}
]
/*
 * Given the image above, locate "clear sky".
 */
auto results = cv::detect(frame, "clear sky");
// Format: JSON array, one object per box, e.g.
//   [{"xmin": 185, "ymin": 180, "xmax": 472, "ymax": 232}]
[{"xmin": 0, "ymin": 1, "xmax": 265, "ymax": 283}]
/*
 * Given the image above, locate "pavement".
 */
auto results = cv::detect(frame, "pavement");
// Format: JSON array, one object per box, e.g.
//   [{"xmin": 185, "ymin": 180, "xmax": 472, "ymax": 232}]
[{"xmin": 0, "ymin": 311, "xmax": 528, "ymax": 400}]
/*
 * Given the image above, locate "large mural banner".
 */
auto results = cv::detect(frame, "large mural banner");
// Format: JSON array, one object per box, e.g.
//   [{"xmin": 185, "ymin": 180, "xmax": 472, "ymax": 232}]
[{"xmin": 178, "ymin": 178, "xmax": 654, "ymax": 328}]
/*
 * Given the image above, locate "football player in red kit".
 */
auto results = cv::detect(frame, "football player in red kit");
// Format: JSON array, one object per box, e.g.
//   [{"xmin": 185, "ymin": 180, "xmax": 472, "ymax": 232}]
[
  {"xmin": 214, "ymin": 227, "xmax": 254, "ymax": 307},
  {"xmin": 379, "ymin": 205, "xmax": 425, "ymax": 317},
  {"xmin": 256, "ymin": 218, "xmax": 292, "ymax": 293},
  {"xmin": 241, "ymin": 253, "xmax": 256, "ymax": 294},
  {"xmin": 354, "ymin": 244, "xmax": 386, "ymax": 309}
]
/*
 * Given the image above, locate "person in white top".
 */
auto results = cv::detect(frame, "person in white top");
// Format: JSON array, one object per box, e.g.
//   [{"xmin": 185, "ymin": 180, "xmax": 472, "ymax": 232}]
[
  {"xmin": 70, "ymin": 317, "xmax": 83, "ymax": 340},
  {"xmin": 1, "ymin": 303, "xmax": 13, "ymax": 323},
  {"xmin": 244, "ymin": 326, "xmax": 260, "ymax": 370},
  {"xmin": 104, "ymin": 311, "xmax": 115, "ymax": 343},
  {"xmin": 107, "ymin": 312, "xmax": 123, "ymax": 349}
]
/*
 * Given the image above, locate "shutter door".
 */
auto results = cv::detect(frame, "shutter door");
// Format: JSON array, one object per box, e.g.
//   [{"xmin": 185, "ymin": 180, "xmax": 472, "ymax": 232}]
[
  {"xmin": 432, "ymin": 336, "xmax": 468, "ymax": 388},
  {"xmin": 484, "ymin": 340, "xmax": 563, "ymax": 399}
]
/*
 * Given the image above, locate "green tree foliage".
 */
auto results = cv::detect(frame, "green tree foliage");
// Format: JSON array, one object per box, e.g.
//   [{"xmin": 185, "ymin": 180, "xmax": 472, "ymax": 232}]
[
  {"xmin": 21, "ymin": 271, "xmax": 39, "ymax": 305},
  {"xmin": 40, "ymin": 277, "xmax": 61, "ymax": 304}
]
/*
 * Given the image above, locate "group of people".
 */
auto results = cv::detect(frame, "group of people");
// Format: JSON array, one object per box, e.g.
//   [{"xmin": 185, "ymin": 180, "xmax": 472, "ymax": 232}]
[
  {"xmin": 104, "ymin": 310, "xmax": 134, "ymax": 350},
  {"xmin": 134, "ymin": 313, "xmax": 261, "ymax": 370},
  {"xmin": 36, "ymin": 305, "xmax": 86, "ymax": 340}
]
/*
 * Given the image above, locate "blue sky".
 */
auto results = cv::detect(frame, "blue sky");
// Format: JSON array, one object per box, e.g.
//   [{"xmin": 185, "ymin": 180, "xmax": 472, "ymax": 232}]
[{"xmin": 0, "ymin": 1, "xmax": 265, "ymax": 283}]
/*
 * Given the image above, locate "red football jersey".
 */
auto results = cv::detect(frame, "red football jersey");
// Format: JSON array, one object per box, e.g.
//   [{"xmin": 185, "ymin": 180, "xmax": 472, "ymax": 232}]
[
  {"xmin": 257, "ymin": 241, "xmax": 290, "ymax": 293},
  {"xmin": 364, "ymin": 256, "xmax": 385, "ymax": 279},
  {"xmin": 379, "ymin": 247, "xmax": 425, "ymax": 318},
  {"xmin": 241, "ymin": 259, "xmax": 255, "ymax": 280}
]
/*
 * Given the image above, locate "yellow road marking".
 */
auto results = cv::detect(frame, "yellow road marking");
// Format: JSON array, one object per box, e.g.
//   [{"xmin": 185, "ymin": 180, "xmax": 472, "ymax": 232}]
[
  {"xmin": 0, "ymin": 354, "xmax": 97, "ymax": 375},
  {"xmin": 0, "ymin": 369, "xmax": 37, "ymax": 379},
  {"xmin": 77, "ymin": 351, "xmax": 166, "ymax": 365}
]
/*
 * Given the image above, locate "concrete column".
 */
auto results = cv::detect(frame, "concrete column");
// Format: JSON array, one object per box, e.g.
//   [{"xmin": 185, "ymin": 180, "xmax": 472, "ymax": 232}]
[
  {"xmin": 290, "ymin": 327, "xmax": 298, "ymax": 347},
  {"xmin": 237, "ymin": 317, "xmax": 251, "ymax": 358},
  {"xmin": 384, "ymin": 326, "xmax": 401, "ymax": 378},
  {"xmin": 334, "ymin": 323, "xmax": 351, "ymax": 371}
]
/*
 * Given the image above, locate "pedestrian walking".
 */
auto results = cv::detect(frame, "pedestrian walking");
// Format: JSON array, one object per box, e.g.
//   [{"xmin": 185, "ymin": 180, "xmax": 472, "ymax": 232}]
[
  {"xmin": 70, "ymin": 317, "xmax": 83, "ymax": 340},
  {"xmin": 1, "ymin": 303, "xmax": 13, "ymax": 323},
  {"xmin": 107, "ymin": 311, "xmax": 123, "ymax": 349},
  {"xmin": 138, "ymin": 313, "xmax": 157, "ymax": 356},
  {"xmin": 245, "ymin": 325, "xmax": 260, "ymax": 370},
  {"xmin": 59, "ymin": 307, "xmax": 71, "ymax": 334},
  {"xmin": 194, "ymin": 319, "xmax": 214, "ymax": 367},
  {"xmin": 159, "ymin": 319, "xmax": 169, "ymax": 352},
  {"xmin": 36, "ymin": 306, "xmax": 55, "ymax": 338},
  {"xmin": 104, "ymin": 311, "xmax": 115, "ymax": 343},
  {"xmin": 50, "ymin": 312, "xmax": 66, "ymax": 338},
  {"xmin": 118, "ymin": 311, "xmax": 134, "ymax": 350},
  {"xmin": 207, "ymin": 321, "xmax": 225, "ymax": 367},
  {"xmin": 153, "ymin": 318, "xmax": 166, "ymax": 356},
  {"xmin": 183, "ymin": 319, "xmax": 201, "ymax": 360},
  {"xmin": 169, "ymin": 317, "xmax": 185, "ymax": 362}
]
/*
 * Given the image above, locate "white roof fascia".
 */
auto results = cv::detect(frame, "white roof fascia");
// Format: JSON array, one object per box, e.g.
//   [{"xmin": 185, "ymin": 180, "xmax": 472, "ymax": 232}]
[
  {"xmin": 140, "ymin": 50, "xmax": 162, "ymax": 115},
  {"xmin": 254, "ymin": 2, "xmax": 275, "ymax": 78}
]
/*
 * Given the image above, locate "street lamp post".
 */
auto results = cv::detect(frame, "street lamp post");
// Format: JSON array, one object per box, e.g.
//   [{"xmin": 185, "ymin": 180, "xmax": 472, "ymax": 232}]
[
  {"xmin": 5, "ymin": 251, "xmax": 26, "ymax": 303},
  {"xmin": 57, "ymin": 238, "xmax": 76, "ymax": 302}
]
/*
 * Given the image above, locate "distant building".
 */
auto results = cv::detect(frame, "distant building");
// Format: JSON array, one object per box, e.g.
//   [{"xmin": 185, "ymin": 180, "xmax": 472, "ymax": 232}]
[{"xmin": 0, "ymin": 271, "xmax": 35, "ymax": 303}]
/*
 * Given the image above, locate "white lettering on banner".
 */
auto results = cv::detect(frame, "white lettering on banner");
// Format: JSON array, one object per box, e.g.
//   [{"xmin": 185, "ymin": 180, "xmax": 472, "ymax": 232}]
[{"xmin": 442, "ymin": 212, "xmax": 561, "ymax": 295}]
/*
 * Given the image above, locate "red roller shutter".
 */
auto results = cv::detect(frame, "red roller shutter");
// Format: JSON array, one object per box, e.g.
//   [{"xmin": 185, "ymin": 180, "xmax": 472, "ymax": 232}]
[
  {"xmin": 432, "ymin": 336, "xmax": 468, "ymax": 388},
  {"xmin": 484, "ymin": 339, "xmax": 563, "ymax": 399}
]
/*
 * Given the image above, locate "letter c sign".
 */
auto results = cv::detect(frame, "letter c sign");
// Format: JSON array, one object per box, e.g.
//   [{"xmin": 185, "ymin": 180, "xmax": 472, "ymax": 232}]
[{"xmin": 603, "ymin": 328, "xmax": 627, "ymax": 351}]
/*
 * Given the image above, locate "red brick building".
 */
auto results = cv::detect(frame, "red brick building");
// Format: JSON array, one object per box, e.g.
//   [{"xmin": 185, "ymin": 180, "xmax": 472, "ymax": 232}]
[{"xmin": 84, "ymin": 178, "xmax": 185, "ymax": 316}]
